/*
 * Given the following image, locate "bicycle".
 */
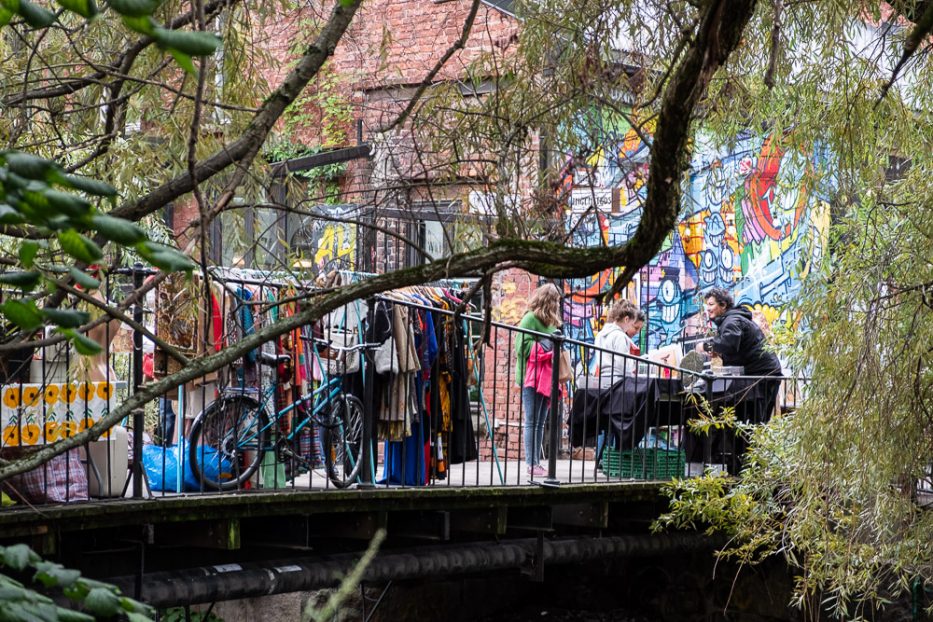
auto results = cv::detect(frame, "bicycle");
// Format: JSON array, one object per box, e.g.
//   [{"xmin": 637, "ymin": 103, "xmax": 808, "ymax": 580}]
[{"xmin": 187, "ymin": 339, "xmax": 379, "ymax": 491}]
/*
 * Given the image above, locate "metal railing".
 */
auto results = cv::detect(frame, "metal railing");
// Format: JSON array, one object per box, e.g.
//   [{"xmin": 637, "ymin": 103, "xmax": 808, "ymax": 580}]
[{"xmin": 2, "ymin": 266, "xmax": 819, "ymax": 505}]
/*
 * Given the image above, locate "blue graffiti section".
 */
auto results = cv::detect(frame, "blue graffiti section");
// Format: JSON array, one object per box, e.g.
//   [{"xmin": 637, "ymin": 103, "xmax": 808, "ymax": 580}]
[{"xmin": 566, "ymin": 123, "xmax": 832, "ymax": 351}]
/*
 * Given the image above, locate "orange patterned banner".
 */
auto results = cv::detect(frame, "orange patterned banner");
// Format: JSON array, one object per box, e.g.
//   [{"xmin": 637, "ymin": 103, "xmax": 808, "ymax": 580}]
[{"xmin": 1, "ymin": 382, "xmax": 114, "ymax": 447}]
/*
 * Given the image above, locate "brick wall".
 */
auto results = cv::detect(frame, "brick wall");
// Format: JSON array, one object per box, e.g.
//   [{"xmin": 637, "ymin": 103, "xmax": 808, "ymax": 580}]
[{"xmin": 475, "ymin": 268, "xmax": 537, "ymax": 460}]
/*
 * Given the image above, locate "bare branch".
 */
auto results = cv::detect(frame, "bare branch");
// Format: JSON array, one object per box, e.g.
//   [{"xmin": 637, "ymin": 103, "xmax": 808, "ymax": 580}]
[{"xmin": 764, "ymin": 0, "xmax": 783, "ymax": 89}]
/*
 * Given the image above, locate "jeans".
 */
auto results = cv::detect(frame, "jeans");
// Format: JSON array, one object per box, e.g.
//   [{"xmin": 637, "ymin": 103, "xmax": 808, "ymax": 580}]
[{"xmin": 522, "ymin": 386, "xmax": 549, "ymax": 467}]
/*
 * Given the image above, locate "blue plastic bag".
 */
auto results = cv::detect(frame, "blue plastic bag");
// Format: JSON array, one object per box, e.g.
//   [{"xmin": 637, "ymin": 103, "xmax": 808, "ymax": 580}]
[{"xmin": 142, "ymin": 440, "xmax": 232, "ymax": 492}]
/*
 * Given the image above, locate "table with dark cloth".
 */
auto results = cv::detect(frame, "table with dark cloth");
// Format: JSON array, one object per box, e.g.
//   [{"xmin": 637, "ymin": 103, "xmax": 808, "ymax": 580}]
[
  {"xmin": 681, "ymin": 375, "xmax": 780, "ymax": 469},
  {"xmin": 569, "ymin": 375, "xmax": 779, "ymax": 469},
  {"xmin": 569, "ymin": 377, "xmax": 666, "ymax": 451}
]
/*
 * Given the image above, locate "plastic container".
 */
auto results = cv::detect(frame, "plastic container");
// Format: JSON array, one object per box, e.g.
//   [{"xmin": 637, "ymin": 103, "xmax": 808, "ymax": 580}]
[{"xmin": 600, "ymin": 447, "xmax": 686, "ymax": 480}]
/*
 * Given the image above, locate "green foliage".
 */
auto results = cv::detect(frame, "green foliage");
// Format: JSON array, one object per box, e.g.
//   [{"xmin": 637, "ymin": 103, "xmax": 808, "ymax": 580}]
[
  {"xmin": 159, "ymin": 608, "xmax": 224, "ymax": 622},
  {"xmin": 267, "ymin": 141, "xmax": 347, "ymax": 204},
  {"xmin": 151, "ymin": 27, "xmax": 221, "ymax": 75},
  {"xmin": 106, "ymin": 0, "xmax": 158, "ymax": 19},
  {"xmin": 268, "ymin": 28, "xmax": 353, "ymax": 204},
  {"xmin": 91, "ymin": 214, "xmax": 147, "ymax": 245},
  {"xmin": 56, "ymin": 0, "xmax": 97, "ymax": 19},
  {"xmin": 304, "ymin": 529, "xmax": 385, "ymax": 622},
  {"xmin": 0, "ymin": 150, "xmax": 193, "ymax": 352},
  {"xmin": 683, "ymin": 394, "xmax": 739, "ymax": 436},
  {"xmin": 0, "ymin": 544, "xmax": 154, "ymax": 621},
  {"xmin": 2, "ymin": 0, "xmax": 217, "ymax": 74},
  {"xmin": 659, "ymin": 199, "xmax": 933, "ymax": 615}
]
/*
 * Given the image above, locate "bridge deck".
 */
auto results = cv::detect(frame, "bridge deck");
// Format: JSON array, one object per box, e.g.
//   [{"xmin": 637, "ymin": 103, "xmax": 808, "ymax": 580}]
[{"xmin": 0, "ymin": 460, "xmax": 664, "ymax": 536}]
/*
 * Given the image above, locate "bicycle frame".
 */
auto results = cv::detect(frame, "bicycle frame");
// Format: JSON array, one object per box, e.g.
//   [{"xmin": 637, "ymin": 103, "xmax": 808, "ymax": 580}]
[{"xmin": 224, "ymin": 374, "xmax": 344, "ymax": 449}]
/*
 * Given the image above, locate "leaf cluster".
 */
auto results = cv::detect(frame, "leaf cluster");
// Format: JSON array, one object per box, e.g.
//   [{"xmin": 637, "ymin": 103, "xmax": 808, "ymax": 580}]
[
  {"xmin": 0, "ymin": 543, "xmax": 154, "ymax": 621},
  {"xmin": 0, "ymin": 150, "xmax": 194, "ymax": 352}
]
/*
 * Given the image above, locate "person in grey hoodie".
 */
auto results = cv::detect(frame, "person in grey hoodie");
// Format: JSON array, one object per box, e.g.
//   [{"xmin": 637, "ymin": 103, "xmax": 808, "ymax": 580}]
[{"xmin": 593, "ymin": 302, "xmax": 645, "ymax": 388}]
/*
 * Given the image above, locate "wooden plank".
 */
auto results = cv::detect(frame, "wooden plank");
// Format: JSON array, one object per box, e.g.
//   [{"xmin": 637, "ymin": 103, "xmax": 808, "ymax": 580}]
[
  {"xmin": 309, "ymin": 511, "xmax": 386, "ymax": 540},
  {"xmin": 388, "ymin": 511, "xmax": 450, "ymax": 541},
  {"xmin": 271, "ymin": 145, "xmax": 370, "ymax": 177},
  {"xmin": 158, "ymin": 519, "xmax": 240, "ymax": 550},
  {"xmin": 506, "ymin": 506, "xmax": 552, "ymax": 532}
]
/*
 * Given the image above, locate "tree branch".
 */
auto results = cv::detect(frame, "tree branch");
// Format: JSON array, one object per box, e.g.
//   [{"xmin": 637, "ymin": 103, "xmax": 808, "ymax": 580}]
[
  {"xmin": 764, "ymin": 0, "xmax": 783, "ymax": 89},
  {"xmin": 877, "ymin": 0, "xmax": 933, "ymax": 105},
  {"xmin": 605, "ymin": 0, "xmax": 758, "ymax": 299},
  {"xmin": 378, "ymin": 0, "xmax": 482, "ymax": 134},
  {"xmin": 0, "ymin": 230, "xmax": 749, "ymax": 480},
  {"xmin": 106, "ymin": 0, "xmax": 363, "ymax": 225},
  {"xmin": 1, "ymin": 0, "xmax": 236, "ymax": 108}
]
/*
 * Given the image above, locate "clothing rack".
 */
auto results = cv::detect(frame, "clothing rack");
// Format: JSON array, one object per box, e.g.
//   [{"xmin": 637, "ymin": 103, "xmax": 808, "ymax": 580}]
[
  {"xmin": 209, "ymin": 267, "xmax": 313, "ymax": 290},
  {"xmin": 339, "ymin": 268, "xmax": 480, "ymax": 291},
  {"xmin": 373, "ymin": 292, "xmax": 503, "ymax": 484}
]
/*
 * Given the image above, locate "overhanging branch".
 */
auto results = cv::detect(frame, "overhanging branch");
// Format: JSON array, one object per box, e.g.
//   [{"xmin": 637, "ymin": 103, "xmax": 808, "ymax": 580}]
[
  {"xmin": 0, "ymin": 232, "xmax": 731, "ymax": 480},
  {"xmin": 604, "ymin": 0, "xmax": 757, "ymax": 299}
]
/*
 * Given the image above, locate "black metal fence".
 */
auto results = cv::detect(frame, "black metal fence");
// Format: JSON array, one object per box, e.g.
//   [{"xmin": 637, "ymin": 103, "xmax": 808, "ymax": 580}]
[{"xmin": 2, "ymin": 266, "xmax": 818, "ymax": 506}]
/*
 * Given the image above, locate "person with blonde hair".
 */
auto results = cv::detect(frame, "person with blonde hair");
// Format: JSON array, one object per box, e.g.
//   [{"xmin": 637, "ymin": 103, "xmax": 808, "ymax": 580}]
[
  {"xmin": 593, "ymin": 301, "xmax": 644, "ymax": 387},
  {"xmin": 514, "ymin": 282, "xmax": 562, "ymax": 477}
]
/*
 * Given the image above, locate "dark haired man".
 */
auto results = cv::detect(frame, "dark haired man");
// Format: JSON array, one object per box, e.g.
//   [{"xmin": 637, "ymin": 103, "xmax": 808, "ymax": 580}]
[
  {"xmin": 690, "ymin": 288, "xmax": 784, "ymax": 472},
  {"xmin": 698, "ymin": 288, "xmax": 782, "ymax": 378}
]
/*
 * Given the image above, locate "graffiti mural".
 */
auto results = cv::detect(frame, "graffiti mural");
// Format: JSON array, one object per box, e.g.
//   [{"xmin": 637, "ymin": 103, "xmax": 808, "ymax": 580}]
[
  {"xmin": 292, "ymin": 205, "xmax": 357, "ymax": 272},
  {"xmin": 564, "ymin": 115, "xmax": 832, "ymax": 352}
]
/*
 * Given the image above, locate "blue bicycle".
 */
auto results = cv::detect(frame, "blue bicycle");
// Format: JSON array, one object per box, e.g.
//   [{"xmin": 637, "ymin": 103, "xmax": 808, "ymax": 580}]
[{"xmin": 187, "ymin": 339, "xmax": 377, "ymax": 490}]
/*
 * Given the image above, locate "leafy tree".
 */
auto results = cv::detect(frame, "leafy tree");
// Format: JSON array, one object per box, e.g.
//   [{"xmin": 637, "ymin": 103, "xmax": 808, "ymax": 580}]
[
  {"xmin": 0, "ymin": 543, "xmax": 154, "ymax": 621},
  {"xmin": 1, "ymin": 0, "xmax": 932, "ymax": 618},
  {"xmin": 0, "ymin": 0, "xmax": 756, "ymax": 477},
  {"xmin": 642, "ymin": 0, "xmax": 933, "ymax": 616}
]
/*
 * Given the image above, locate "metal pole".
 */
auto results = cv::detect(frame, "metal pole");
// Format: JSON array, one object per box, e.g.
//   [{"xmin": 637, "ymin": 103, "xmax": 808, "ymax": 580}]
[
  {"xmin": 704, "ymin": 370, "xmax": 714, "ymax": 471},
  {"xmin": 543, "ymin": 331, "xmax": 562, "ymax": 487},
  {"xmin": 359, "ymin": 297, "xmax": 376, "ymax": 489},
  {"xmin": 132, "ymin": 264, "xmax": 145, "ymax": 498}
]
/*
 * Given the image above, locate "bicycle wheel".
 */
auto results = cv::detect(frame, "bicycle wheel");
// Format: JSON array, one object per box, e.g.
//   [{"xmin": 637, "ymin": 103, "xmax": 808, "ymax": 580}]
[
  {"xmin": 324, "ymin": 394, "xmax": 364, "ymax": 488},
  {"xmin": 188, "ymin": 396, "xmax": 268, "ymax": 491}
]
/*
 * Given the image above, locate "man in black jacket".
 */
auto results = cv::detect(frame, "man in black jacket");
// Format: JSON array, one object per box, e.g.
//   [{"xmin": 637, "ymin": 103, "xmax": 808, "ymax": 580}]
[
  {"xmin": 690, "ymin": 288, "xmax": 784, "ymax": 472},
  {"xmin": 699, "ymin": 288, "xmax": 782, "ymax": 377}
]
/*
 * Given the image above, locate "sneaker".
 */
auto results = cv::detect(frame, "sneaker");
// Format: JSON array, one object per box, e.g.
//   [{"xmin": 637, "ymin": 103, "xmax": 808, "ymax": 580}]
[{"xmin": 527, "ymin": 465, "xmax": 547, "ymax": 477}]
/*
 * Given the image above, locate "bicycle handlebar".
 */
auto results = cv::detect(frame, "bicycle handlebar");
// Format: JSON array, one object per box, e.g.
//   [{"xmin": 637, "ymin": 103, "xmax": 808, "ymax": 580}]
[
  {"xmin": 258, "ymin": 352, "xmax": 291, "ymax": 367},
  {"xmin": 301, "ymin": 335, "xmax": 382, "ymax": 352}
]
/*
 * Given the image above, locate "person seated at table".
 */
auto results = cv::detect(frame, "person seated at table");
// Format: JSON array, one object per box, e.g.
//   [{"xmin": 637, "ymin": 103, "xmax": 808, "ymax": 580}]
[
  {"xmin": 592, "ymin": 301, "xmax": 644, "ymax": 387},
  {"xmin": 697, "ymin": 287, "xmax": 784, "ymax": 427},
  {"xmin": 695, "ymin": 288, "xmax": 782, "ymax": 379},
  {"xmin": 688, "ymin": 289, "xmax": 784, "ymax": 473}
]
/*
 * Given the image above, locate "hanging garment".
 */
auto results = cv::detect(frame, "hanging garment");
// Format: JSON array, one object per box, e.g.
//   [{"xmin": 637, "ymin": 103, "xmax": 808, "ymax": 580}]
[
  {"xmin": 378, "ymin": 304, "xmax": 421, "ymax": 440},
  {"xmin": 381, "ymin": 308, "xmax": 433, "ymax": 486},
  {"xmin": 153, "ymin": 273, "xmax": 200, "ymax": 378},
  {"xmin": 447, "ymin": 318, "xmax": 477, "ymax": 464}
]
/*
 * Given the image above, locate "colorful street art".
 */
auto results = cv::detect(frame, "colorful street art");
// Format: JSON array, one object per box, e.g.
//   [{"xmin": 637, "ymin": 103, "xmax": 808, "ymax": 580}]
[
  {"xmin": 292, "ymin": 205, "xmax": 357, "ymax": 272},
  {"xmin": 565, "ymin": 113, "xmax": 832, "ymax": 352}
]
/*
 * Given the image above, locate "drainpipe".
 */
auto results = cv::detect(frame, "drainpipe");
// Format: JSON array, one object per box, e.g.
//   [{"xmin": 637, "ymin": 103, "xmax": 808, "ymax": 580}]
[{"xmin": 106, "ymin": 533, "xmax": 716, "ymax": 608}]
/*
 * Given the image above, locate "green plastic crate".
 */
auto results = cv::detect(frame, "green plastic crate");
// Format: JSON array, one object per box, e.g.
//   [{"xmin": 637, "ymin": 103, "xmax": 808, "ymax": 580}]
[{"xmin": 600, "ymin": 447, "xmax": 685, "ymax": 480}]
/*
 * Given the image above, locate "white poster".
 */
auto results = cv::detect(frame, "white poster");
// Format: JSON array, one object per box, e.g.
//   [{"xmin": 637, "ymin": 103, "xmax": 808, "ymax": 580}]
[
  {"xmin": 1, "ymin": 382, "xmax": 114, "ymax": 447},
  {"xmin": 569, "ymin": 188, "xmax": 613, "ymax": 213}
]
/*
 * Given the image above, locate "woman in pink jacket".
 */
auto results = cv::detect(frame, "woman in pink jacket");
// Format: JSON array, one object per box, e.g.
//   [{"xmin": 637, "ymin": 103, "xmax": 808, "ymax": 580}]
[{"xmin": 515, "ymin": 283, "xmax": 562, "ymax": 478}]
